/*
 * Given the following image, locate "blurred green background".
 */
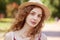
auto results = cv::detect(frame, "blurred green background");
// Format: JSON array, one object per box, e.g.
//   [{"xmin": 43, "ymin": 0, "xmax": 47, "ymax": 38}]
[{"xmin": 0, "ymin": 0, "xmax": 60, "ymax": 40}]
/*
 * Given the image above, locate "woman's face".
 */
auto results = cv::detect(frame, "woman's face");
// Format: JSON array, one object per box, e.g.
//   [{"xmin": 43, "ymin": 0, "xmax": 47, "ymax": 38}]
[{"xmin": 26, "ymin": 7, "xmax": 42, "ymax": 27}]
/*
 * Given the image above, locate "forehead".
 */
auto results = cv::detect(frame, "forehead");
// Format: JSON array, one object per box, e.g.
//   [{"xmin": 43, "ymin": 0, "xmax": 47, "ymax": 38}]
[{"xmin": 30, "ymin": 7, "xmax": 42, "ymax": 14}]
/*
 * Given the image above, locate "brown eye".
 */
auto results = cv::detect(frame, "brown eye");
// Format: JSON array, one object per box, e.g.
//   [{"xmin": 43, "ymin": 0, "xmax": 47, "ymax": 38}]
[
  {"xmin": 30, "ymin": 12, "xmax": 35, "ymax": 16},
  {"xmin": 38, "ymin": 14, "xmax": 42, "ymax": 18}
]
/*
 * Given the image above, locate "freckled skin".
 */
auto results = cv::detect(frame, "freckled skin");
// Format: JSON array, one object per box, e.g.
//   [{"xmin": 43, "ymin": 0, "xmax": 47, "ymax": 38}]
[{"xmin": 26, "ymin": 7, "xmax": 42, "ymax": 27}]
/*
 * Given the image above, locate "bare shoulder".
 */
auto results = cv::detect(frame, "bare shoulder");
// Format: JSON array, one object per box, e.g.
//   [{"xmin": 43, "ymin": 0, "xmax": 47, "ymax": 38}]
[
  {"xmin": 41, "ymin": 33, "xmax": 47, "ymax": 40},
  {"xmin": 4, "ymin": 31, "xmax": 14, "ymax": 40}
]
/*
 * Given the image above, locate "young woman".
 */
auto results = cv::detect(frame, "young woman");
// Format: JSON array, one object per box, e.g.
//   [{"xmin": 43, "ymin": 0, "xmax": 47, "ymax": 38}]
[{"xmin": 4, "ymin": 2, "xmax": 50, "ymax": 40}]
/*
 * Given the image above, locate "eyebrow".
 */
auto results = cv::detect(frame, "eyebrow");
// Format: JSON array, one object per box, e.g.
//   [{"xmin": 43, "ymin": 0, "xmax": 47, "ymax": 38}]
[{"xmin": 31, "ymin": 11, "xmax": 42, "ymax": 15}]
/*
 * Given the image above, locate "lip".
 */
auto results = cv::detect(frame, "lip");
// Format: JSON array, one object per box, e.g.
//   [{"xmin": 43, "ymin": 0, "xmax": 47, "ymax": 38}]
[{"xmin": 30, "ymin": 21, "xmax": 36, "ymax": 25}]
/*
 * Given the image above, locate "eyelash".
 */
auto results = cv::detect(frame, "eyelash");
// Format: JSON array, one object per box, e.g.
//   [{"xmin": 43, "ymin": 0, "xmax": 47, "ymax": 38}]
[
  {"xmin": 31, "ymin": 13, "xmax": 35, "ymax": 15},
  {"xmin": 30, "ymin": 13, "xmax": 42, "ymax": 18},
  {"xmin": 38, "ymin": 15, "xmax": 42, "ymax": 18}
]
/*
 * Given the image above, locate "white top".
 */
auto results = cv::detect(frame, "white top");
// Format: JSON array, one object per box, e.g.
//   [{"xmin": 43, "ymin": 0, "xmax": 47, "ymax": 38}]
[{"xmin": 4, "ymin": 31, "xmax": 47, "ymax": 40}]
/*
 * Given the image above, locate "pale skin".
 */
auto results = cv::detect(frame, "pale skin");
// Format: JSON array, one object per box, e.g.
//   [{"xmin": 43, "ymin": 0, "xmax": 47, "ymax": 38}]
[{"xmin": 5, "ymin": 7, "xmax": 42, "ymax": 40}]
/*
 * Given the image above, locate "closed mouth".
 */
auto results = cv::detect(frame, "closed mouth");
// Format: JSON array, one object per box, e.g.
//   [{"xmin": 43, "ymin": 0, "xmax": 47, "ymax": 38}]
[{"xmin": 30, "ymin": 21, "xmax": 36, "ymax": 25}]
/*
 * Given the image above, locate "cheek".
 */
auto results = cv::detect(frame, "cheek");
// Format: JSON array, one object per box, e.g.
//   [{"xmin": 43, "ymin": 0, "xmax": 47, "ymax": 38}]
[
  {"xmin": 26, "ymin": 15, "xmax": 32, "ymax": 22},
  {"xmin": 37, "ymin": 18, "xmax": 41, "ymax": 23},
  {"xmin": 26, "ymin": 14, "xmax": 33, "ymax": 20}
]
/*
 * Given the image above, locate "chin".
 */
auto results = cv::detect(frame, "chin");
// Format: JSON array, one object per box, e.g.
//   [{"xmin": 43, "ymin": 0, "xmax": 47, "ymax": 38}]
[
  {"xmin": 26, "ymin": 21, "xmax": 37, "ymax": 27},
  {"xmin": 29, "ymin": 23, "xmax": 37, "ymax": 27}
]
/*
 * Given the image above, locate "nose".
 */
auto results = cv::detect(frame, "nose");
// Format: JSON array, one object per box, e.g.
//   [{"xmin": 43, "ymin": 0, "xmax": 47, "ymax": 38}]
[{"xmin": 33, "ymin": 15, "xmax": 38, "ymax": 20}]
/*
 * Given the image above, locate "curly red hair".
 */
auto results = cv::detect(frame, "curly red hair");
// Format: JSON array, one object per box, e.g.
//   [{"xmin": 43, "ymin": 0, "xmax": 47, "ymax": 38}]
[{"xmin": 8, "ymin": 2, "xmax": 50, "ymax": 37}]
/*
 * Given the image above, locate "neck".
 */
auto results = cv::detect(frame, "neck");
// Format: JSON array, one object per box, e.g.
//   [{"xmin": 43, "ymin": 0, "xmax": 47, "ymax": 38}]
[{"xmin": 18, "ymin": 23, "xmax": 34, "ymax": 37}]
